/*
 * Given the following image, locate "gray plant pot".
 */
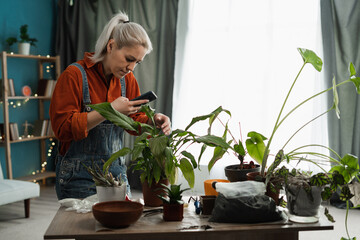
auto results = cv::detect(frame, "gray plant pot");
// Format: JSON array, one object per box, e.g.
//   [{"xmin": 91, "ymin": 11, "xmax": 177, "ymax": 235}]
[{"xmin": 286, "ymin": 185, "xmax": 322, "ymax": 216}]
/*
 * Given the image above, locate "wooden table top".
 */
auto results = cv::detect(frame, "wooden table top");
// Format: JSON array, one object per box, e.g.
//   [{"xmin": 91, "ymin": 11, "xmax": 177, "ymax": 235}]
[{"xmin": 44, "ymin": 202, "xmax": 333, "ymax": 240}]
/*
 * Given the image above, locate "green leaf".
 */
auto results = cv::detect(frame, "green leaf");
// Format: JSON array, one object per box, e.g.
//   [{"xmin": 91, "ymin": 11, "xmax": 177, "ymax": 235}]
[
  {"xmin": 245, "ymin": 131, "xmax": 267, "ymax": 164},
  {"xmin": 103, "ymin": 147, "xmax": 131, "ymax": 173},
  {"xmin": 234, "ymin": 142, "xmax": 245, "ymax": 156},
  {"xmin": 89, "ymin": 102, "xmax": 138, "ymax": 132},
  {"xmin": 195, "ymin": 135, "xmax": 231, "ymax": 149},
  {"xmin": 332, "ymin": 76, "xmax": 340, "ymax": 119},
  {"xmin": 181, "ymin": 150, "xmax": 197, "ymax": 168},
  {"xmin": 179, "ymin": 158, "xmax": 195, "ymax": 188},
  {"xmin": 330, "ymin": 154, "xmax": 359, "ymax": 183},
  {"xmin": 207, "ymin": 146, "xmax": 227, "ymax": 172},
  {"xmin": 297, "ymin": 48, "xmax": 323, "ymax": 72},
  {"xmin": 149, "ymin": 135, "xmax": 168, "ymax": 157},
  {"xmin": 349, "ymin": 62, "xmax": 356, "ymax": 77},
  {"xmin": 350, "ymin": 76, "xmax": 360, "ymax": 94}
]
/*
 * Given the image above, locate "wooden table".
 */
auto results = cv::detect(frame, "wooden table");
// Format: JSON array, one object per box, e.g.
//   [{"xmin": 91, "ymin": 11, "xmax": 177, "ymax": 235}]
[{"xmin": 44, "ymin": 203, "xmax": 333, "ymax": 240}]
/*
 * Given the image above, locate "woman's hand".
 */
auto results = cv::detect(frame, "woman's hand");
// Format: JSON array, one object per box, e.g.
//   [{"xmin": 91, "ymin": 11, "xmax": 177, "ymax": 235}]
[
  {"xmin": 149, "ymin": 113, "xmax": 172, "ymax": 135},
  {"xmin": 111, "ymin": 96, "xmax": 148, "ymax": 115}
]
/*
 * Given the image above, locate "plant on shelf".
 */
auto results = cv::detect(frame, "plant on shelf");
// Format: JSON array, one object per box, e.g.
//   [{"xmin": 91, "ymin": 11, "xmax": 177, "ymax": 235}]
[
  {"xmin": 157, "ymin": 183, "xmax": 190, "ymax": 221},
  {"xmin": 6, "ymin": 24, "xmax": 37, "ymax": 55}
]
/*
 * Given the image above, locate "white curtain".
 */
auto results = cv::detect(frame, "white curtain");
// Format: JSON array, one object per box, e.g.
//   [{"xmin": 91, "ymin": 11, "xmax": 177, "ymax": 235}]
[{"xmin": 173, "ymin": 0, "xmax": 328, "ymax": 193}]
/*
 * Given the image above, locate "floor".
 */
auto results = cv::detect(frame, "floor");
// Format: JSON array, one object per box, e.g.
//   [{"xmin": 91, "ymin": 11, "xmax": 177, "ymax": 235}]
[{"xmin": 0, "ymin": 183, "xmax": 359, "ymax": 240}]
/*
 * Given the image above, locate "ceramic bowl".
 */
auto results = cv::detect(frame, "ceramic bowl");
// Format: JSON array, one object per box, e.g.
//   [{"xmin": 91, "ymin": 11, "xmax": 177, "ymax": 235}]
[{"xmin": 92, "ymin": 201, "xmax": 144, "ymax": 228}]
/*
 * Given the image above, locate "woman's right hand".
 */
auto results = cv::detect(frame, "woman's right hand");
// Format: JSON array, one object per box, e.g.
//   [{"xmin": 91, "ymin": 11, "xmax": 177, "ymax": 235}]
[{"xmin": 111, "ymin": 96, "xmax": 148, "ymax": 115}]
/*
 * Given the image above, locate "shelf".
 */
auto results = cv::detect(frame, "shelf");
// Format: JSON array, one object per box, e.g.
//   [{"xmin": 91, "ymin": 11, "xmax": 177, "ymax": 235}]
[
  {"xmin": 6, "ymin": 96, "xmax": 52, "ymax": 100},
  {"xmin": 0, "ymin": 135, "xmax": 55, "ymax": 145},
  {"xmin": 16, "ymin": 170, "xmax": 56, "ymax": 182},
  {"xmin": 5, "ymin": 52, "xmax": 57, "ymax": 61}
]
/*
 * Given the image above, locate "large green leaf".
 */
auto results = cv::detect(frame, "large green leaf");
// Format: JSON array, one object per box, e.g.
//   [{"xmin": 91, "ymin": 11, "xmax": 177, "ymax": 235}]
[
  {"xmin": 332, "ymin": 76, "xmax": 340, "ymax": 119},
  {"xmin": 179, "ymin": 158, "xmax": 195, "ymax": 188},
  {"xmin": 89, "ymin": 102, "xmax": 138, "ymax": 132},
  {"xmin": 297, "ymin": 48, "xmax": 323, "ymax": 72},
  {"xmin": 245, "ymin": 131, "xmax": 267, "ymax": 164},
  {"xmin": 234, "ymin": 142, "xmax": 245, "ymax": 156}
]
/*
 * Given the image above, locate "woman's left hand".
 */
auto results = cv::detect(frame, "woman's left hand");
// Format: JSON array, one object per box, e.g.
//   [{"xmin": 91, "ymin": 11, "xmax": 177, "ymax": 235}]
[{"xmin": 151, "ymin": 113, "xmax": 171, "ymax": 135}]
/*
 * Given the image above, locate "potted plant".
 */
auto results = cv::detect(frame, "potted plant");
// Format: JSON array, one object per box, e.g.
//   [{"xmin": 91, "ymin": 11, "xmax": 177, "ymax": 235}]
[
  {"xmin": 193, "ymin": 106, "xmax": 267, "ymax": 181},
  {"xmin": 89, "ymin": 103, "xmax": 230, "ymax": 206},
  {"xmin": 157, "ymin": 183, "xmax": 190, "ymax": 221},
  {"xmin": 82, "ymin": 156, "xmax": 129, "ymax": 202},
  {"xmin": 6, "ymin": 24, "xmax": 37, "ymax": 55}
]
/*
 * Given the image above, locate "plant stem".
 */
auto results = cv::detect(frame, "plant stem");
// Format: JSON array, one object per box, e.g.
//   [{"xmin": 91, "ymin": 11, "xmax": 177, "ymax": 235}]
[
  {"xmin": 276, "ymin": 79, "xmax": 350, "ymax": 134},
  {"xmin": 287, "ymin": 144, "xmax": 342, "ymax": 160},
  {"xmin": 345, "ymin": 200, "xmax": 350, "ymax": 239},
  {"xmin": 261, "ymin": 63, "xmax": 306, "ymax": 176},
  {"xmin": 282, "ymin": 109, "xmax": 331, "ymax": 149}
]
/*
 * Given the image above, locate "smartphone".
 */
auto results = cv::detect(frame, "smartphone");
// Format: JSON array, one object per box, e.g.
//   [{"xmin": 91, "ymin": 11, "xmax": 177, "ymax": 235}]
[{"xmin": 130, "ymin": 91, "xmax": 157, "ymax": 106}]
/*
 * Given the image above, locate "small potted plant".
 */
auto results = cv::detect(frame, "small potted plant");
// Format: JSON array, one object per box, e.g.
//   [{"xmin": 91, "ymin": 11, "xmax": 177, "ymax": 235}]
[
  {"xmin": 157, "ymin": 183, "xmax": 190, "ymax": 221},
  {"xmin": 6, "ymin": 24, "xmax": 37, "ymax": 55},
  {"xmin": 82, "ymin": 156, "xmax": 129, "ymax": 202}
]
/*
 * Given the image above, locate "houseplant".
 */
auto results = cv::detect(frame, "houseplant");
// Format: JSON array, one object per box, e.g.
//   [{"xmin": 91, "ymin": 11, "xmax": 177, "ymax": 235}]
[
  {"xmin": 193, "ymin": 106, "xmax": 267, "ymax": 181},
  {"xmin": 89, "ymin": 103, "xmax": 230, "ymax": 206},
  {"xmin": 157, "ymin": 183, "xmax": 190, "ymax": 221},
  {"xmin": 82, "ymin": 157, "xmax": 129, "ymax": 202},
  {"xmin": 6, "ymin": 24, "xmax": 37, "ymax": 55}
]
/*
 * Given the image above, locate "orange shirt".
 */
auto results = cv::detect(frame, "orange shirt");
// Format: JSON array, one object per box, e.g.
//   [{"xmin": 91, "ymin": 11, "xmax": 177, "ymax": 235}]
[{"xmin": 50, "ymin": 52, "xmax": 148, "ymax": 155}]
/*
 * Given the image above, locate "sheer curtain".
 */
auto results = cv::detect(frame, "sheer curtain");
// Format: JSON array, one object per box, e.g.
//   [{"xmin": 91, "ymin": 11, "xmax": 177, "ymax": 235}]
[{"xmin": 173, "ymin": 0, "xmax": 329, "ymax": 192}]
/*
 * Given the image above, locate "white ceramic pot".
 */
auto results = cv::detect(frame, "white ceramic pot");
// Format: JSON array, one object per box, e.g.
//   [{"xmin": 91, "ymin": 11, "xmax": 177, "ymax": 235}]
[
  {"xmin": 96, "ymin": 184, "xmax": 126, "ymax": 202},
  {"xmin": 18, "ymin": 42, "xmax": 30, "ymax": 55}
]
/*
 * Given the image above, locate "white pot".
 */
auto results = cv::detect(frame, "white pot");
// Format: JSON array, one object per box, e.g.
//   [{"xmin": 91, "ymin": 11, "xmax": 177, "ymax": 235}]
[
  {"xmin": 18, "ymin": 42, "xmax": 30, "ymax": 55},
  {"xmin": 96, "ymin": 185, "xmax": 126, "ymax": 202}
]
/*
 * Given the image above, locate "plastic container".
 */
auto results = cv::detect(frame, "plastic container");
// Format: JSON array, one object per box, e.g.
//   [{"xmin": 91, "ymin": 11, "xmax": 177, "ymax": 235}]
[{"xmin": 204, "ymin": 179, "xmax": 230, "ymax": 196}]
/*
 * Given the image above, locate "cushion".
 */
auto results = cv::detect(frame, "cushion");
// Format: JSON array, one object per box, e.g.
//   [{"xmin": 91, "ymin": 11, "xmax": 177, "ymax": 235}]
[{"xmin": 0, "ymin": 179, "xmax": 40, "ymax": 205}]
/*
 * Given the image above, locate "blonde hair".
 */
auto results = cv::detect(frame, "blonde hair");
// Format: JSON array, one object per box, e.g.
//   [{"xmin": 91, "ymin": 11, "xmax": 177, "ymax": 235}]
[{"xmin": 90, "ymin": 11, "xmax": 153, "ymax": 63}]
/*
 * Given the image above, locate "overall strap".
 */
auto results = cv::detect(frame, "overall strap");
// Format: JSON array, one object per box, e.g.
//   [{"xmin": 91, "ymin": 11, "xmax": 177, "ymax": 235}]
[
  {"xmin": 120, "ymin": 76, "xmax": 126, "ymax": 97},
  {"xmin": 70, "ymin": 63, "xmax": 92, "ymax": 112}
]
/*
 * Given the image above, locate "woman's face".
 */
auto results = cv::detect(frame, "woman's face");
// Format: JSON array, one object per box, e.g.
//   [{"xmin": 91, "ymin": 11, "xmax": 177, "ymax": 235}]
[{"xmin": 104, "ymin": 39, "xmax": 147, "ymax": 79}]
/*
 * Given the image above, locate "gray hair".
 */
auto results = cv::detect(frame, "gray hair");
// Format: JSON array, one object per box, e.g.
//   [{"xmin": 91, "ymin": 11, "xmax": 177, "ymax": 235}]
[{"xmin": 90, "ymin": 11, "xmax": 153, "ymax": 63}]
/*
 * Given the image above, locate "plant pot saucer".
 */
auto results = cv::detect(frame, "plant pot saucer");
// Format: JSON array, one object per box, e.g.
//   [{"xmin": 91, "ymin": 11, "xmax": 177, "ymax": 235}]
[{"xmin": 287, "ymin": 213, "xmax": 319, "ymax": 223}]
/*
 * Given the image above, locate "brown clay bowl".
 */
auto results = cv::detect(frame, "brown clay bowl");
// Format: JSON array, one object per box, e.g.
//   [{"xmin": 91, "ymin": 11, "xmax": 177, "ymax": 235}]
[{"xmin": 92, "ymin": 201, "xmax": 144, "ymax": 228}]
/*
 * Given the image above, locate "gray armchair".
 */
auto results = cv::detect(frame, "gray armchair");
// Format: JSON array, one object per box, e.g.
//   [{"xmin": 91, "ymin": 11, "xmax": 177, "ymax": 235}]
[{"xmin": 0, "ymin": 164, "xmax": 40, "ymax": 218}]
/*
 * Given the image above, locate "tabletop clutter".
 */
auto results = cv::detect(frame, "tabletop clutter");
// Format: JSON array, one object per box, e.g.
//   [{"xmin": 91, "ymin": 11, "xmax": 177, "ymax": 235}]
[{"xmin": 58, "ymin": 180, "xmax": 286, "ymax": 229}]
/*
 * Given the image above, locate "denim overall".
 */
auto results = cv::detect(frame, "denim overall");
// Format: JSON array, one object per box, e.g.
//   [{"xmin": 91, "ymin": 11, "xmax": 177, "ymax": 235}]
[{"xmin": 55, "ymin": 63, "xmax": 130, "ymax": 200}]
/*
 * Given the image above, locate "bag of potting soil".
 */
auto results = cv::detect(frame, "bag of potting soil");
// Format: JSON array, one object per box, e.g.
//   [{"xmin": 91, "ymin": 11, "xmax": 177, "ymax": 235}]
[{"xmin": 209, "ymin": 193, "xmax": 283, "ymax": 223}]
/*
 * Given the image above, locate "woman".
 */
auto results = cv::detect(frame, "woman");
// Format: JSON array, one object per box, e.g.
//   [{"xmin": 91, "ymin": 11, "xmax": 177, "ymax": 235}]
[{"xmin": 50, "ymin": 11, "xmax": 171, "ymax": 200}]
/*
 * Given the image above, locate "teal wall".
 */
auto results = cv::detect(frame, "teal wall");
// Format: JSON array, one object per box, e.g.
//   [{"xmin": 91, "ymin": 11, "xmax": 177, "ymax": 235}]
[{"xmin": 0, "ymin": 0, "xmax": 57, "ymax": 178}]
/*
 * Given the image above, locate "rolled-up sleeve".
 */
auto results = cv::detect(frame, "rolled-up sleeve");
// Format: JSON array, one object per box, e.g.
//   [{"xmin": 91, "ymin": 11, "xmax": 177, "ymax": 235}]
[{"xmin": 50, "ymin": 66, "xmax": 88, "ymax": 143}]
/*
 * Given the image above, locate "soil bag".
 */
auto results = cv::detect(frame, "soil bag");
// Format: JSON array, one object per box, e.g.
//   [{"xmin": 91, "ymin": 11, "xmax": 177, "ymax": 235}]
[{"xmin": 209, "ymin": 193, "xmax": 283, "ymax": 223}]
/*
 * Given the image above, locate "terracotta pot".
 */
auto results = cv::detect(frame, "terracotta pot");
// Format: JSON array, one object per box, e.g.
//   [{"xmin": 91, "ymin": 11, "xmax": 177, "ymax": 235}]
[
  {"xmin": 246, "ymin": 171, "xmax": 280, "ymax": 205},
  {"xmin": 286, "ymin": 185, "xmax": 322, "ymax": 217},
  {"xmin": 225, "ymin": 164, "xmax": 260, "ymax": 182},
  {"xmin": 142, "ymin": 178, "xmax": 169, "ymax": 207},
  {"xmin": 163, "ymin": 203, "xmax": 184, "ymax": 221}
]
